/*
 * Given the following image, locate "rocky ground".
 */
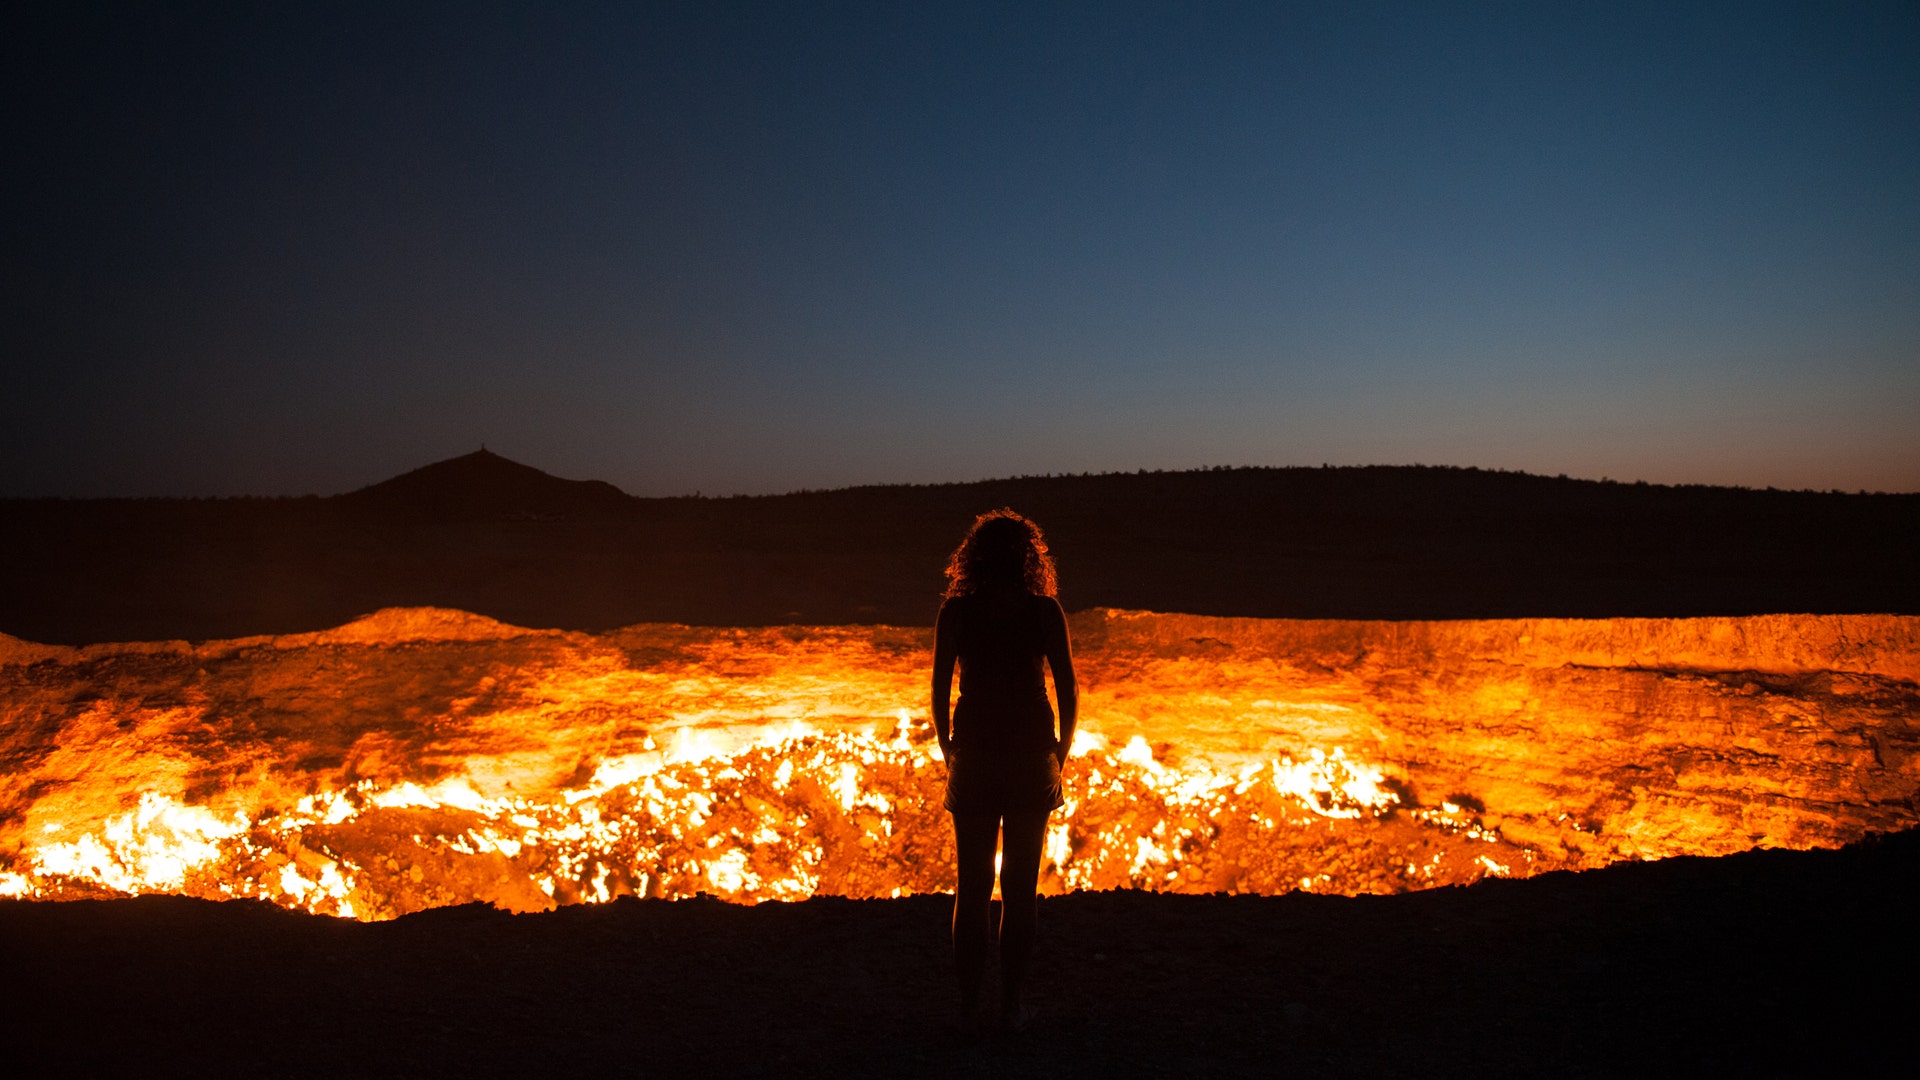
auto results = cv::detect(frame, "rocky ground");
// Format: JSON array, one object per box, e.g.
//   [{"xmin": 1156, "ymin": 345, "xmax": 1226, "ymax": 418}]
[
  {"xmin": 5, "ymin": 827, "xmax": 1917, "ymax": 1078},
  {"xmin": 6, "ymin": 608, "xmax": 1916, "ymax": 914}
]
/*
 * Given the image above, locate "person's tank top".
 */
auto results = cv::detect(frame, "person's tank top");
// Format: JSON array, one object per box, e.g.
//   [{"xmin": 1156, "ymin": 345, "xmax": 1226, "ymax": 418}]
[{"xmin": 952, "ymin": 592, "xmax": 1055, "ymax": 752}]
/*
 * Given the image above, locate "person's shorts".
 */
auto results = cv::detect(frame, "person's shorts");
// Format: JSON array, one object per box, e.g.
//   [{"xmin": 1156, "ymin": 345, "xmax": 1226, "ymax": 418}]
[{"xmin": 942, "ymin": 744, "xmax": 1064, "ymax": 816}]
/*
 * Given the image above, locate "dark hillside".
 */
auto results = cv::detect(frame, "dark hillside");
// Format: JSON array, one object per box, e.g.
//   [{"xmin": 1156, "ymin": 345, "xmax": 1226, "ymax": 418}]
[
  {"xmin": 1, "ymin": 454, "xmax": 1914, "ymax": 643},
  {"xmin": 343, "ymin": 448, "xmax": 635, "ymax": 519}
]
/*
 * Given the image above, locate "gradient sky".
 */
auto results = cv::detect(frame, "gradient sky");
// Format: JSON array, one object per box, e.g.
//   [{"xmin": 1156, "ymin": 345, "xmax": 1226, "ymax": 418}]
[{"xmin": 5, "ymin": 1, "xmax": 1918, "ymax": 497}]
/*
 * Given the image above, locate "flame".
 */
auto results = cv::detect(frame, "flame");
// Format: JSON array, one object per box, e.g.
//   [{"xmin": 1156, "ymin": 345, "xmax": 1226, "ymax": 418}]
[
  {"xmin": 1272, "ymin": 748, "xmax": 1396, "ymax": 819},
  {"xmin": 2, "ymin": 607, "xmax": 1914, "ymax": 919},
  {"xmin": 31, "ymin": 793, "xmax": 247, "ymax": 894},
  {"xmin": 0, "ymin": 721, "xmax": 1512, "ymax": 918}
]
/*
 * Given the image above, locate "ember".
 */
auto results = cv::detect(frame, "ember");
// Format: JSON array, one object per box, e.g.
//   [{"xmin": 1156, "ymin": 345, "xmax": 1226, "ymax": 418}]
[{"xmin": 3, "ymin": 608, "xmax": 1915, "ymax": 919}]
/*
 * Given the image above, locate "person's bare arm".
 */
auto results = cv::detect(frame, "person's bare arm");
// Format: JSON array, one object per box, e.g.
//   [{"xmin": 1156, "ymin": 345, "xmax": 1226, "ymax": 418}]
[
  {"xmin": 1044, "ymin": 597, "xmax": 1077, "ymax": 766},
  {"xmin": 932, "ymin": 599, "xmax": 958, "ymax": 765}
]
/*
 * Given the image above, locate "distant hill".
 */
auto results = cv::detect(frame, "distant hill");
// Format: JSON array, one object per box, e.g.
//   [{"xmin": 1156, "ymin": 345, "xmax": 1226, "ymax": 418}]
[
  {"xmin": 1, "ymin": 454, "xmax": 1916, "ymax": 643},
  {"xmin": 342, "ymin": 449, "xmax": 634, "ymax": 519}
]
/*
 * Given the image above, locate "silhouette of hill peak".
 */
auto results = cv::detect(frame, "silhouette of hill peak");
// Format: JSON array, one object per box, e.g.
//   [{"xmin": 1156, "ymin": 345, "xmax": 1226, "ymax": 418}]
[{"xmin": 342, "ymin": 449, "xmax": 634, "ymax": 519}]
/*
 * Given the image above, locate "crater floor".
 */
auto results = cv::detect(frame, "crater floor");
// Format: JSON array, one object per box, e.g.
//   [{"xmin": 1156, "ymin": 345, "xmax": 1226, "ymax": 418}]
[{"xmin": 3, "ymin": 608, "xmax": 1915, "ymax": 916}]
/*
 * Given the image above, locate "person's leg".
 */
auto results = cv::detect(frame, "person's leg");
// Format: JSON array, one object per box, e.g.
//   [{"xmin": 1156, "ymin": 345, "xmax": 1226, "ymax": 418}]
[
  {"xmin": 951, "ymin": 810, "xmax": 1001, "ymax": 1028},
  {"xmin": 996, "ymin": 809, "xmax": 1050, "ymax": 1028}
]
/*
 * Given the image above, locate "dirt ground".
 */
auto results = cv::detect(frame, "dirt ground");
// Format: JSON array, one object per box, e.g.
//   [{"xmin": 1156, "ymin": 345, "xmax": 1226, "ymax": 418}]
[{"xmin": 5, "ymin": 828, "xmax": 1917, "ymax": 1078}]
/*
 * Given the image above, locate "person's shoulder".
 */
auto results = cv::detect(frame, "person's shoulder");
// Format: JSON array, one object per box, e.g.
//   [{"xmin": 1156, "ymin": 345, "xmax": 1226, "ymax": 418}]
[
  {"xmin": 935, "ymin": 595, "xmax": 960, "ymax": 642},
  {"xmin": 1029, "ymin": 594, "xmax": 1069, "ymax": 646},
  {"xmin": 1027, "ymin": 592, "xmax": 1066, "ymax": 619}
]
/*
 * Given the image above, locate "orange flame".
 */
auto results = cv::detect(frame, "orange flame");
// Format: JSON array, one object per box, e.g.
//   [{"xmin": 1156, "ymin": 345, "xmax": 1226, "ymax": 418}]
[{"xmin": 3, "ymin": 607, "xmax": 1915, "ymax": 919}]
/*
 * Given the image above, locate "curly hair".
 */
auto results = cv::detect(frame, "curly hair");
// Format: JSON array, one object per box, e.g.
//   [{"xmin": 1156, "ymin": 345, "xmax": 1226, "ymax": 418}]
[{"xmin": 943, "ymin": 508, "xmax": 1058, "ymax": 598}]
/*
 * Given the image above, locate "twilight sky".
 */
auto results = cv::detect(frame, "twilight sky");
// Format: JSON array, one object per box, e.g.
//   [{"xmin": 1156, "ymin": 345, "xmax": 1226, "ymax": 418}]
[{"xmin": 5, "ymin": 2, "xmax": 1918, "ymax": 497}]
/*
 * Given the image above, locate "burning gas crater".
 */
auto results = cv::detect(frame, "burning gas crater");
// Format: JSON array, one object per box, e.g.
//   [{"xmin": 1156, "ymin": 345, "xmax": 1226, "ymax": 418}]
[{"xmin": 2, "ymin": 608, "xmax": 1916, "ymax": 920}]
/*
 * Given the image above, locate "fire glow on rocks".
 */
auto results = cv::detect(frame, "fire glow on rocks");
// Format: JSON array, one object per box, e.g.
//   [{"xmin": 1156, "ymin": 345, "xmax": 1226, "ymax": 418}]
[{"xmin": 2, "ymin": 608, "xmax": 1916, "ymax": 920}]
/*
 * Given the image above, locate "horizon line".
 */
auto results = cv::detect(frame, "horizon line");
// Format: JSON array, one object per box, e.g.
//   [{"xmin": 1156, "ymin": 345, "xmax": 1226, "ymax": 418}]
[{"xmin": 4, "ymin": 454, "xmax": 1914, "ymax": 502}]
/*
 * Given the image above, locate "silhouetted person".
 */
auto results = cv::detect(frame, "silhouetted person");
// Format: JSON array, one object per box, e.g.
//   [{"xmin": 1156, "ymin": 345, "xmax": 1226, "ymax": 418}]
[{"xmin": 932, "ymin": 508, "xmax": 1077, "ymax": 1033}]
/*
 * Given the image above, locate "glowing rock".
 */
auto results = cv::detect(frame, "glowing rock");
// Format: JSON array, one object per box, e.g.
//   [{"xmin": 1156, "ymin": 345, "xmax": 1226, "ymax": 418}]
[{"xmin": 0, "ymin": 608, "xmax": 1914, "ymax": 918}]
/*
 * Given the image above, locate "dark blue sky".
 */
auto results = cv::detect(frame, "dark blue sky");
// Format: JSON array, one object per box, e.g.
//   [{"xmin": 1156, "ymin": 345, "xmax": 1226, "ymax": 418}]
[{"xmin": 6, "ymin": 2, "xmax": 1917, "ymax": 496}]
